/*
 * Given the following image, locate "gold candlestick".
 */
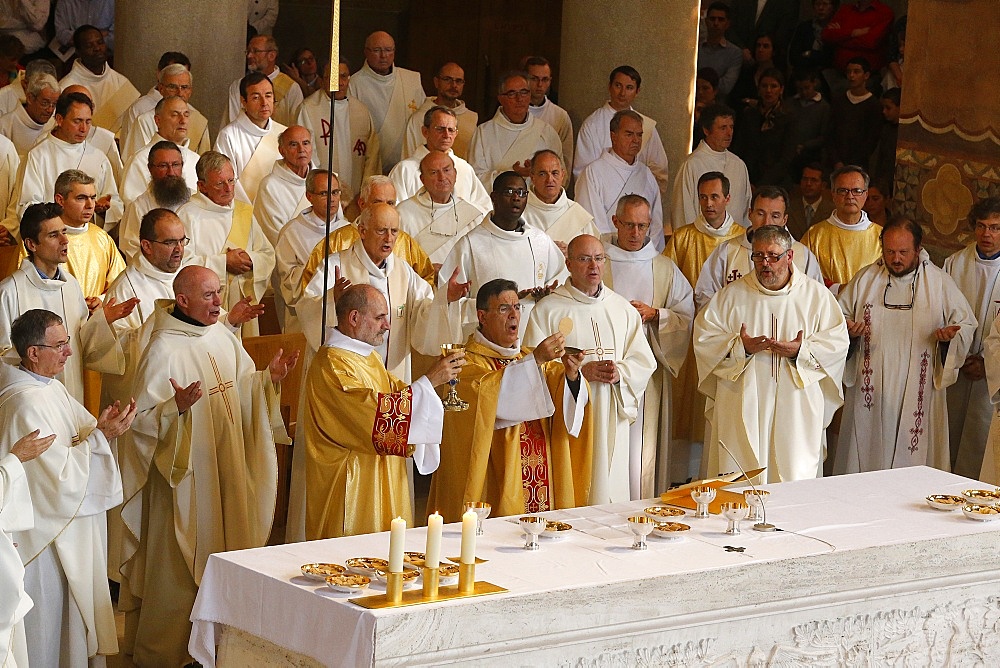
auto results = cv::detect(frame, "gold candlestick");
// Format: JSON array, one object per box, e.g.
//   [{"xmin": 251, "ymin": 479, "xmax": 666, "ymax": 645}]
[
  {"xmin": 421, "ymin": 567, "xmax": 439, "ymax": 599},
  {"xmin": 458, "ymin": 562, "xmax": 475, "ymax": 594},
  {"xmin": 385, "ymin": 571, "xmax": 404, "ymax": 604}
]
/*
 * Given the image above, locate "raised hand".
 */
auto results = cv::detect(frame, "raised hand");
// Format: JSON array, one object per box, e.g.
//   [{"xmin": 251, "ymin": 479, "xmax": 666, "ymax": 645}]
[
  {"xmin": 170, "ymin": 378, "xmax": 202, "ymax": 414},
  {"xmin": 227, "ymin": 296, "xmax": 266, "ymax": 326},
  {"xmin": 103, "ymin": 296, "xmax": 140, "ymax": 323},
  {"xmin": 268, "ymin": 347, "xmax": 300, "ymax": 383},
  {"xmin": 426, "ymin": 351, "xmax": 466, "ymax": 387},
  {"xmin": 446, "ymin": 267, "xmax": 471, "ymax": 303},
  {"xmin": 96, "ymin": 398, "xmax": 137, "ymax": 440},
  {"xmin": 11, "ymin": 429, "xmax": 56, "ymax": 463}
]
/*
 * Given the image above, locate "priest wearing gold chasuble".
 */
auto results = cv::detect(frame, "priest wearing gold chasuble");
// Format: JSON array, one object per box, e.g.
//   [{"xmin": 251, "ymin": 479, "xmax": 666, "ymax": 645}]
[
  {"xmin": 427, "ymin": 279, "xmax": 591, "ymax": 522},
  {"xmin": 304, "ymin": 284, "xmax": 465, "ymax": 539}
]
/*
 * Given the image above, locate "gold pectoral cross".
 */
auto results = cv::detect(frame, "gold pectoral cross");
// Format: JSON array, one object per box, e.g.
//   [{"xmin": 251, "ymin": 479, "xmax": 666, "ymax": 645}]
[{"xmin": 207, "ymin": 353, "xmax": 236, "ymax": 424}]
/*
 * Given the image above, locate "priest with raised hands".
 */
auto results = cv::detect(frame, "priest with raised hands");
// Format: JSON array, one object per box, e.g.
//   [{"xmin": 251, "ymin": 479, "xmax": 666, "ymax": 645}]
[
  {"xmin": 694, "ymin": 225, "xmax": 849, "ymax": 484},
  {"xmin": 303, "ymin": 283, "xmax": 463, "ymax": 538},
  {"xmin": 427, "ymin": 278, "xmax": 590, "ymax": 521},
  {"xmin": 524, "ymin": 234, "xmax": 656, "ymax": 504}
]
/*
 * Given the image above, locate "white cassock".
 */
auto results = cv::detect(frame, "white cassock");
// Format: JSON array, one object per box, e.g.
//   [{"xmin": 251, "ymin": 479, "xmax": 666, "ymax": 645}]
[
  {"xmin": 119, "ymin": 133, "xmax": 199, "ymax": 204},
  {"xmin": 7, "ymin": 134, "xmax": 123, "ymax": 233},
  {"xmin": 79, "ymin": 124, "xmax": 125, "ymax": 190},
  {"xmin": 0, "ymin": 74, "xmax": 25, "ymax": 116},
  {"xmin": 0, "ymin": 363, "xmax": 121, "ymax": 667},
  {"xmin": 119, "ymin": 87, "xmax": 160, "ymax": 152},
  {"xmin": 671, "ymin": 140, "xmax": 752, "ymax": 231},
  {"xmin": 836, "ymin": 256, "xmax": 976, "ymax": 474},
  {"xmin": 347, "ymin": 62, "xmax": 426, "ymax": 172},
  {"xmin": 273, "ymin": 206, "xmax": 349, "ymax": 332},
  {"xmin": 402, "ymin": 99, "xmax": 478, "ymax": 160},
  {"xmin": 522, "ymin": 189, "xmax": 599, "ymax": 247},
  {"xmin": 468, "ymin": 110, "xmax": 563, "ymax": 191},
  {"xmin": 118, "ymin": 189, "xmax": 188, "ymax": 262},
  {"xmin": 524, "ymin": 281, "xmax": 656, "ymax": 504},
  {"xmin": 528, "ymin": 96, "xmax": 575, "ymax": 173},
  {"xmin": 176, "ymin": 192, "xmax": 276, "ymax": 338},
  {"xmin": 1, "ymin": 450, "xmax": 33, "ymax": 668},
  {"xmin": 604, "ymin": 238, "xmax": 694, "ymax": 496},
  {"xmin": 252, "ymin": 160, "xmax": 309, "ymax": 246},
  {"xmin": 0, "ymin": 260, "xmax": 124, "ymax": 403},
  {"xmin": 0, "ymin": 105, "xmax": 54, "ymax": 158},
  {"xmin": 294, "ymin": 92, "xmax": 381, "ymax": 203},
  {"xmin": 59, "ymin": 60, "xmax": 140, "ymax": 134},
  {"xmin": 574, "ymin": 103, "xmax": 669, "ymax": 200},
  {"xmin": 695, "ymin": 268, "xmax": 849, "ymax": 483},
  {"xmin": 121, "ymin": 104, "xmax": 212, "ymax": 160},
  {"xmin": 694, "ymin": 232, "xmax": 824, "ymax": 309},
  {"xmin": 397, "ymin": 190, "xmax": 485, "ymax": 264},
  {"xmin": 575, "ymin": 148, "xmax": 665, "ymax": 251},
  {"xmin": 214, "ymin": 112, "xmax": 287, "ymax": 203},
  {"xmin": 388, "ymin": 145, "xmax": 492, "ymax": 212},
  {"xmin": 438, "ymin": 216, "xmax": 567, "ymax": 339},
  {"xmin": 944, "ymin": 244, "xmax": 1000, "ymax": 479},
  {"xmin": 105, "ymin": 255, "xmax": 178, "ymax": 333},
  {"xmin": 226, "ymin": 70, "xmax": 303, "ymax": 127},
  {"xmin": 0, "ymin": 135, "xmax": 16, "ymax": 222}
]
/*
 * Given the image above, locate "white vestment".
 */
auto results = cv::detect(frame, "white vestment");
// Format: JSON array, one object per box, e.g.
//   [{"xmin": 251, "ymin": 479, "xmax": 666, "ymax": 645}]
[
  {"xmin": 80, "ymin": 124, "xmax": 124, "ymax": 189},
  {"xmin": 0, "ymin": 75, "xmax": 25, "ymax": 116},
  {"xmin": 528, "ymin": 96, "xmax": 574, "ymax": 173},
  {"xmin": 118, "ymin": 188, "xmax": 188, "ymax": 262},
  {"xmin": 402, "ymin": 99, "xmax": 478, "ymax": 160},
  {"xmin": 121, "ymin": 104, "xmax": 212, "ymax": 160},
  {"xmin": 104, "ymin": 256, "xmax": 177, "ymax": 333},
  {"xmin": 58, "ymin": 60, "xmax": 140, "ymax": 134},
  {"xmin": 0, "ymin": 363, "xmax": 121, "ymax": 667},
  {"xmin": 604, "ymin": 239, "xmax": 694, "ymax": 496},
  {"xmin": 0, "ymin": 135, "xmax": 15, "ymax": 222},
  {"xmin": 294, "ymin": 93, "xmax": 380, "ymax": 203},
  {"xmin": 397, "ymin": 190, "xmax": 485, "ymax": 264},
  {"xmin": 119, "ymin": 87, "xmax": 160, "ymax": 153},
  {"xmin": 522, "ymin": 189, "xmax": 598, "ymax": 247},
  {"xmin": 252, "ymin": 160, "xmax": 309, "ymax": 246},
  {"xmin": 0, "ymin": 104, "xmax": 54, "ymax": 158},
  {"xmin": 468, "ymin": 109, "xmax": 563, "ymax": 191},
  {"xmin": 223, "ymin": 68, "xmax": 303, "ymax": 128},
  {"xmin": 438, "ymin": 217, "xmax": 567, "ymax": 338},
  {"xmin": 671, "ymin": 140, "xmax": 752, "ymax": 231},
  {"xmin": 524, "ymin": 281, "xmax": 656, "ymax": 504},
  {"xmin": 214, "ymin": 112, "xmax": 287, "ymax": 203},
  {"xmin": 944, "ymin": 244, "xmax": 1000, "ymax": 478},
  {"xmin": 695, "ymin": 268, "xmax": 849, "ymax": 483},
  {"xmin": 347, "ymin": 62, "xmax": 427, "ymax": 172},
  {"xmin": 575, "ymin": 148, "xmax": 665, "ymax": 251},
  {"xmin": 0, "ymin": 452, "xmax": 32, "ymax": 668},
  {"xmin": 695, "ymin": 232, "xmax": 824, "ymax": 309},
  {"xmin": 836, "ymin": 257, "xmax": 976, "ymax": 474},
  {"xmin": 388, "ymin": 144, "xmax": 492, "ymax": 212},
  {"xmin": 119, "ymin": 133, "xmax": 199, "ymax": 204}
]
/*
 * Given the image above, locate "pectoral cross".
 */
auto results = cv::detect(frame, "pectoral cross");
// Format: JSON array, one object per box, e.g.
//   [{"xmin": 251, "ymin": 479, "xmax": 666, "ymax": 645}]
[{"xmin": 207, "ymin": 353, "xmax": 236, "ymax": 424}]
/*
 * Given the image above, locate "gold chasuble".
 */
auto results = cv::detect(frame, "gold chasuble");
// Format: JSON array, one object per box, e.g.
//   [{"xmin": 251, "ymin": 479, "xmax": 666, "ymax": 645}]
[
  {"xmin": 799, "ymin": 215, "xmax": 882, "ymax": 287},
  {"xmin": 300, "ymin": 224, "xmax": 437, "ymax": 289},
  {"xmin": 427, "ymin": 335, "xmax": 593, "ymax": 522},
  {"xmin": 64, "ymin": 223, "xmax": 126, "ymax": 298}
]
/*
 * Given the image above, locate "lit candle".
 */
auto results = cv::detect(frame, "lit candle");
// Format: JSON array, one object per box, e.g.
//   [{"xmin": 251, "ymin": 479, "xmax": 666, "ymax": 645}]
[
  {"xmin": 389, "ymin": 516, "xmax": 406, "ymax": 573},
  {"xmin": 425, "ymin": 512, "xmax": 443, "ymax": 569},
  {"xmin": 460, "ymin": 509, "xmax": 477, "ymax": 564}
]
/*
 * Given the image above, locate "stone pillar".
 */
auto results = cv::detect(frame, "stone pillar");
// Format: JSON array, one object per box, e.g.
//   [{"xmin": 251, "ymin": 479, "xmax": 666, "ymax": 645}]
[
  {"xmin": 115, "ymin": 2, "xmax": 247, "ymax": 140},
  {"xmin": 559, "ymin": 1, "xmax": 701, "ymax": 229},
  {"xmin": 895, "ymin": 0, "xmax": 1000, "ymax": 257}
]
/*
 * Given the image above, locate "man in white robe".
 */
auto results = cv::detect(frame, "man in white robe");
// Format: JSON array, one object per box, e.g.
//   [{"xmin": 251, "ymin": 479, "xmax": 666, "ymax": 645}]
[
  {"xmin": 118, "ymin": 141, "xmax": 193, "ymax": 261},
  {"xmin": 696, "ymin": 186, "xmax": 824, "ymax": 309},
  {"xmin": 120, "ymin": 55, "xmax": 182, "ymax": 151},
  {"xmin": 119, "ymin": 96, "xmax": 199, "ymax": 204},
  {"xmin": 836, "ymin": 218, "xmax": 976, "ymax": 474},
  {"xmin": 402, "ymin": 62, "xmax": 477, "ymax": 160},
  {"xmin": 522, "ymin": 149, "xmax": 598, "ymax": 255},
  {"xmin": 347, "ymin": 31, "xmax": 427, "ymax": 172},
  {"xmin": 59, "ymin": 84, "xmax": 125, "ymax": 189},
  {"xmin": 214, "ymin": 73, "xmax": 287, "ymax": 203},
  {"xmin": 575, "ymin": 110, "xmax": 665, "ymax": 251},
  {"xmin": 468, "ymin": 71, "xmax": 562, "ymax": 191},
  {"xmin": 524, "ymin": 234, "xmax": 656, "ymax": 504},
  {"xmin": 574, "ymin": 66, "xmax": 669, "ymax": 204},
  {"xmin": 122, "ymin": 62, "xmax": 211, "ymax": 160},
  {"xmin": 0, "ymin": 134, "xmax": 15, "ymax": 228},
  {"xmin": 223, "ymin": 35, "xmax": 302, "ymax": 127},
  {"xmin": 945, "ymin": 198, "xmax": 1000, "ymax": 478},
  {"xmin": 439, "ymin": 172, "xmax": 566, "ymax": 339},
  {"xmin": 295, "ymin": 59, "xmax": 381, "ymax": 211},
  {"xmin": 603, "ymin": 195, "xmax": 693, "ymax": 496},
  {"xmin": 252, "ymin": 125, "xmax": 313, "ymax": 246},
  {"xmin": 671, "ymin": 104, "xmax": 752, "ymax": 232},
  {"xmin": 119, "ymin": 266, "xmax": 296, "ymax": 667},
  {"xmin": 0, "ymin": 308, "xmax": 136, "ymax": 668},
  {"xmin": 177, "ymin": 152, "xmax": 275, "ymax": 338},
  {"xmin": 0, "ymin": 58, "xmax": 53, "ymax": 117},
  {"xmin": 524, "ymin": 56, "xmax": 574, "ymax": 173},
  {"xmin": 0, "ymin": 71, "xmax": 58, "ymax": 158},
  {"xmin": 397, "ymin": 150, "xmax": 485, "ymax": 266},
  {"xmin": 695, "ymin": 226, "xmax": 849, "ymax": 483},
  {"xmin": 390, "ymin": 105, "xmax": 491, "ymax": 212},
  {"xmin": 58, "ymin": 26, "xmax": 139, "ymax": 135}
]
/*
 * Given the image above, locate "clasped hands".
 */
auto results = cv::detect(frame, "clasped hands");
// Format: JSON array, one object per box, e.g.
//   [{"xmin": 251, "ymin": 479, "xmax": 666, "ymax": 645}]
[{"xmin": 739, "ymin": 323, "xmax": 802, "ymax": 358}]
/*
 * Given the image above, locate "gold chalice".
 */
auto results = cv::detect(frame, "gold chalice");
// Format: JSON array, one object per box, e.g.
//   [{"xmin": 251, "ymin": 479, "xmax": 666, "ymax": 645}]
[{"xmin": 440, "ymin": 343, "xmax": 469, "ymax": 411}]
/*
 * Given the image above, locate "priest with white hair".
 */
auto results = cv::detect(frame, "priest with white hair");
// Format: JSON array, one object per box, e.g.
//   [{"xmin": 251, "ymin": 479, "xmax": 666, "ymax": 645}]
[
  {"xmin": 253, "ymin": 125, "xmax": 314, "ymax": 246},
  {"xmin": 521, "ymin": 149, "xmax": 598, "ymax": 254}
]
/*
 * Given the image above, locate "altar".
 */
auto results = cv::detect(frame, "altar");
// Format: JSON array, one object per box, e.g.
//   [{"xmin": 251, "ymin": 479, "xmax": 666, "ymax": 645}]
[{"xmin": 189, "ymin": 467, "xmax": 1000, "ymax": 666}]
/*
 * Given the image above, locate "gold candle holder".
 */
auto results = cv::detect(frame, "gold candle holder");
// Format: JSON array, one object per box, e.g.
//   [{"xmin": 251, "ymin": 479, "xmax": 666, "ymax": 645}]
[
  {"xmin": 421, "ymin": 567, "xmax": 439, "ymax": 599},
  {"xmin": 385, "ymin": 571, "xmax": 404, "ymax": 604},
  {"xmin": 458, "ymin": 562, "xmax": 475, "ymax": 593}
]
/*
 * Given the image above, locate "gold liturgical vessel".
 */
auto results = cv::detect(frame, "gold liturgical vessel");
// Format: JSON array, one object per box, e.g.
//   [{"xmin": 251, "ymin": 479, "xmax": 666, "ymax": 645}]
[{"xmin": 440, "ymin": 343, "xmax": 468, "ymax": 411}]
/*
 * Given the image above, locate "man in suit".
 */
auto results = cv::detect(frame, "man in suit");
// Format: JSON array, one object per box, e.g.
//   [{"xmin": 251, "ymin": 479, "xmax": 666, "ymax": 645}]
[{"xmin": 786, "ymin": 163, "xmax": 834, "ymax": 239}]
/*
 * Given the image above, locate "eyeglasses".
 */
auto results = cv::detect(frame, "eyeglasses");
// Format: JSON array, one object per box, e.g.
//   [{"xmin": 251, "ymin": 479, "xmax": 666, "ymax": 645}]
[
  {"xmin": 246, "ymin": 48, "xmax": 276, "ymax": 55},
  {"xmin": 151, "ymin": 237, "xmax": 190, "ymax": 248},
  {"xmin": 619, "ymin": 222, "xmax": 650, "ymax": 232},
  {"xmin": 834, "ymin": 187, "xmax": 867, "ymax": 197},
  {"xmin": 430, "ymin": 125, "xmax": 458, "ymax": 134},
  {"xmin": 34, "ymin": 336, "xmax": 71, "ymax": 352},
  {"xmin": 437, "ymin": 76, "xmax": 464, "ymax": 85},
  {"xmin": 750, "ymin": 249, "xmax": 790, "ymax": 264},
  {"xmin": 883, "ymin": 276, "xmax": 916, "ymax": 310},
  {"xmin": 492, "ymin": 304, "xmax": 522, "ymax": 315},
  {"xmin": 366, "ymin": 47, "xmax": 395, "ymax": 55},
  {"xmin": 161, "ymin": 83, "xmax": 192, "ymax": 93},
  {"xmin": 499, "ymin": 187, "xmax": 528, "ymax": 198},
  {"xmin": 500, "ymin": 89, "xmax": 531, "ymax": 99},
  {"xmin": 151, "ymin": 161, "xmax": 184, "ymax": 170},
  {"xmin": 975, "ymin": 222, "xmax": 1000, "ymax": 234},
  {"xmin": 572, "ymin": 255, "xmax": 607, "ymax": 264}
]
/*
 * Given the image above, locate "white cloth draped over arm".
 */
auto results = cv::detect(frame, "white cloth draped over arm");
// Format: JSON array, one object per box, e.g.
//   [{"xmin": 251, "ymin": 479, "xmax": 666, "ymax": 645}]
[
  {"xmin": 77, "ymin": 428, "xmax": 122, "ymax": 516},
  {"xmin": 407, "ymin": 376, "xmax": 444, "ymax": 474},
  {"xmin": 493, "ymin": 354, "xmax": 556, "ymax": 429}
]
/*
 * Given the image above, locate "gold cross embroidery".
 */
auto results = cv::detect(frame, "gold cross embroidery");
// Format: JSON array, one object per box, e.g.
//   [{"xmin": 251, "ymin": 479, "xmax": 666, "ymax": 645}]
[
  {"xmin": 592, "ymin": 319, "xmax": 615, "ymax": 361},
  {"xmin": 207, "ymin": 353, "xmax": 236, "ymax": 424}
]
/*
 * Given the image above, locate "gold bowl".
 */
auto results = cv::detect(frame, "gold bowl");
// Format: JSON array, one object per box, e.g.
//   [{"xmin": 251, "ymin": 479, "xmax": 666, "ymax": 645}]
[
  {"xmin": 326, "ymin": 574, "xmax": 371, "ymax": 593},
  {"xmin": 300, "ymin": 563, "xmax": 346, "ymax": 581},
  {"xmin": 925, "ymin": 494, "xmax": 966, "ymax": 511},
  {"xmin": 963, "ymin": 504, "xmax": 1000, "ymax": 521}
]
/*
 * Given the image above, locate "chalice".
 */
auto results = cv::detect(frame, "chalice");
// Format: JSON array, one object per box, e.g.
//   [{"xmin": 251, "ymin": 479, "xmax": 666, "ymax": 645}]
[
  {"xmin": 463, "ymin": 501, "xmax": 491, "ymax": 536},
  {"xmin": 519, "ymin": 516, "xmax": 547, "ymax": 551},
  {"xmin": 743, "ymin": 490, "xmax": 769, "ymax": 522},
  {"xmin": 691, "ymin": 486, "xmax": 716, "ymax": 519},
  {"xmin": 440, "ymin": 343, "xmax": 469, "ymax": 411},
  {"xmin": 722, "ymin": 502, "xmax": 751, "ymax": 535},
  {"xmin": 627, "ymin": 515, "xmax": 655, "ymax": 551}
]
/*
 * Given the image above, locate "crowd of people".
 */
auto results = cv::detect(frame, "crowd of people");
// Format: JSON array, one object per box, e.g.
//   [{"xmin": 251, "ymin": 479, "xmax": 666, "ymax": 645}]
[{"xmin": 3, "ymin": 1, "xmax": 997, "ymax": 667}]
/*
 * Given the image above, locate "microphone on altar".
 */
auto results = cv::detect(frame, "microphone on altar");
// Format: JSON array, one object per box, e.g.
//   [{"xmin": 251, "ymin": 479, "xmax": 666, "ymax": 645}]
[{"xmin": 717, "ymin": 440, "xmax": 777, "ymax": 532}]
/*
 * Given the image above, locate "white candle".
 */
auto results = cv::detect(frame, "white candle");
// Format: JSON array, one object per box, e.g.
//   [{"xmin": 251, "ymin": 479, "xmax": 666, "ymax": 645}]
[
  {"xmin": 425, "ymin": 512, "xmax": 443, "ymax": 569},
  {"xmin": 460, "ymin": 510, "xmax": 477, "ymax": 564},
  {"xmin": 388, "ymin": 516, "xmax": 406, "ymax": 573}
]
